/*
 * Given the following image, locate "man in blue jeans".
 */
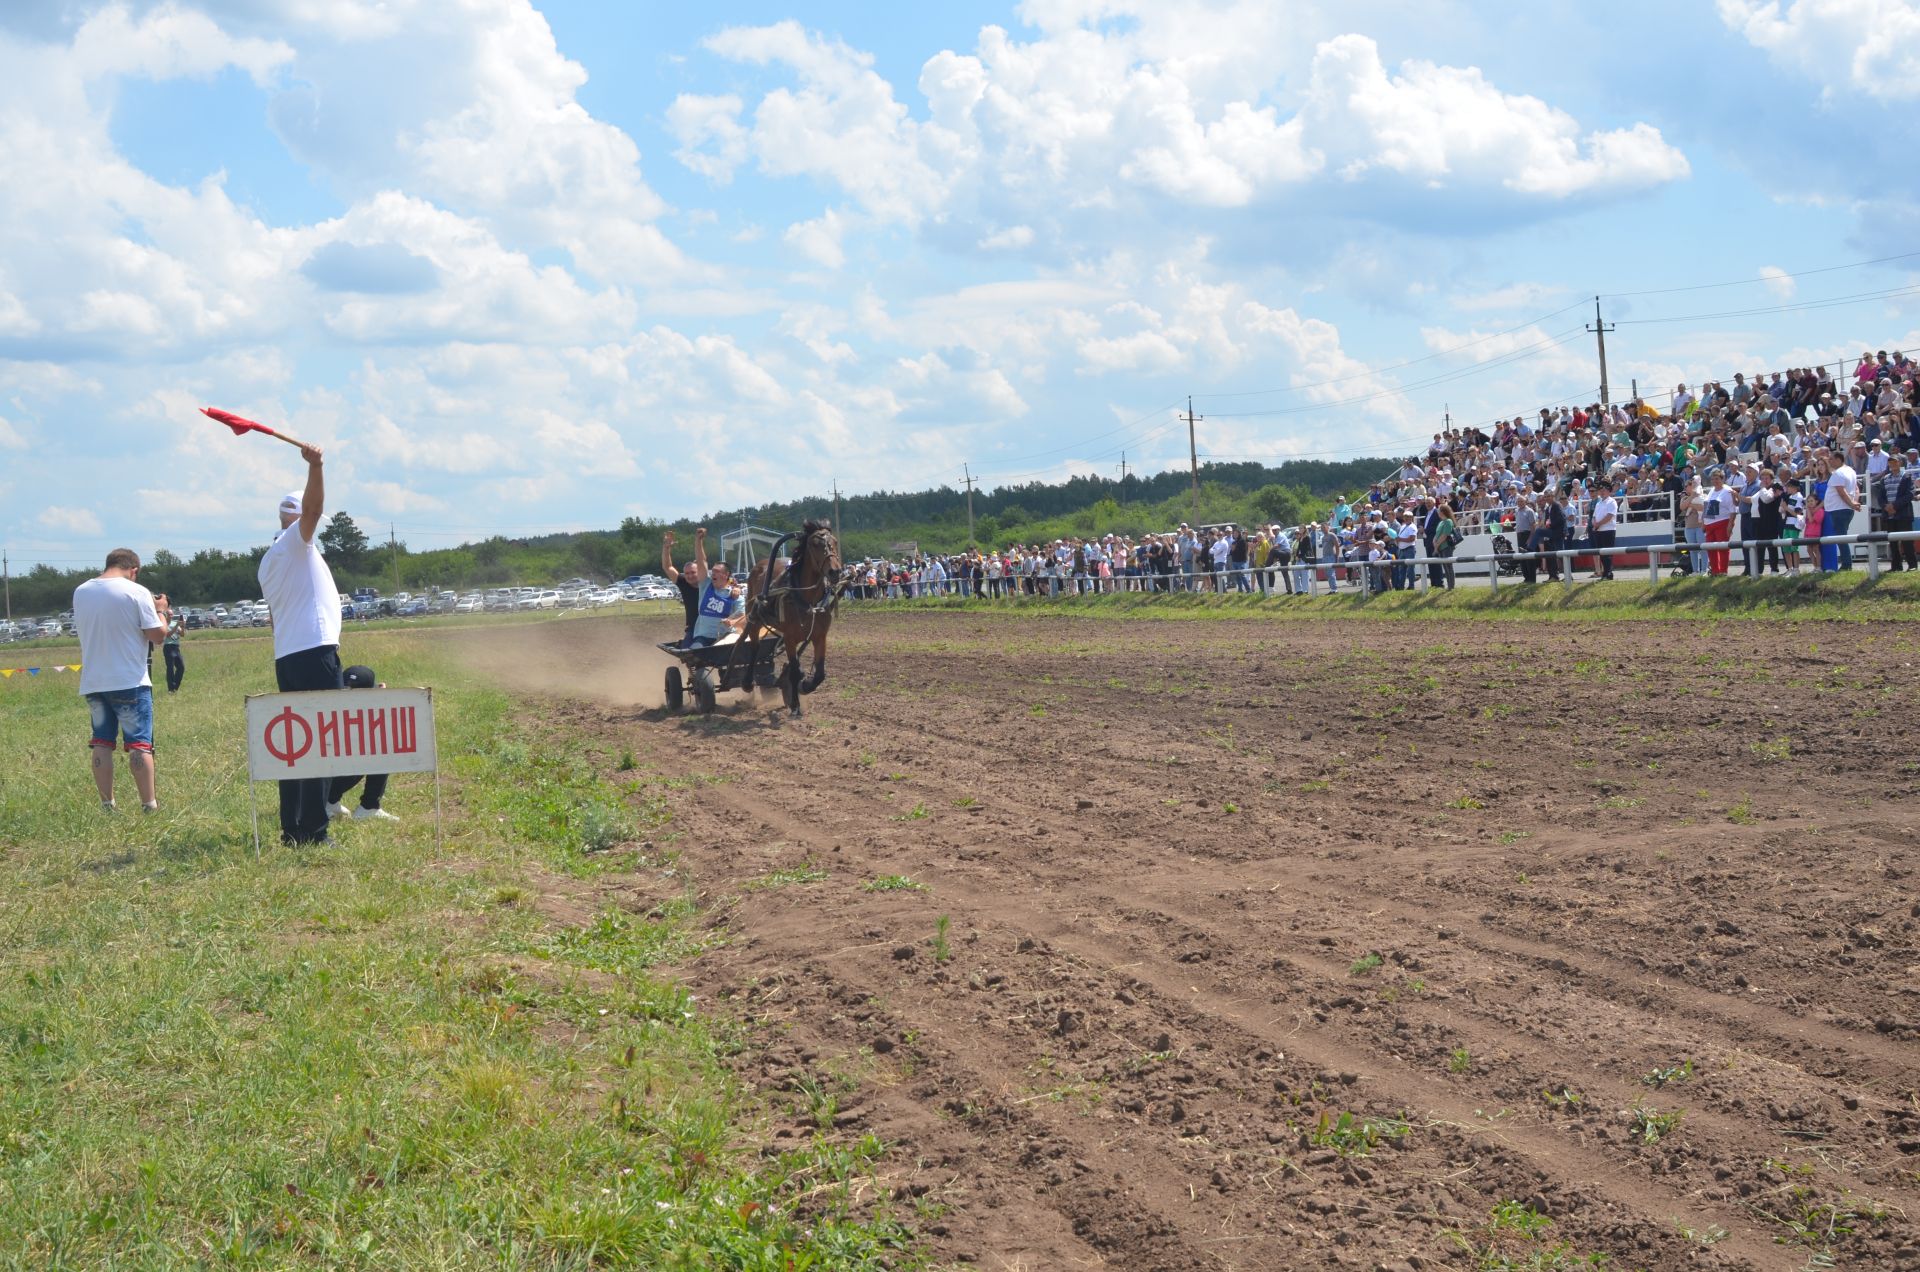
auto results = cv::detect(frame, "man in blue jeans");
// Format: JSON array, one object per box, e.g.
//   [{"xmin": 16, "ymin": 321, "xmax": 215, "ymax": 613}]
[
  {"xmin": 72, "ymin": 548, "xmax": 171, "ymax": 813},
  {"xmin": 1822, "ymin": 449, "xmax": 1862, "ymax": 570}
]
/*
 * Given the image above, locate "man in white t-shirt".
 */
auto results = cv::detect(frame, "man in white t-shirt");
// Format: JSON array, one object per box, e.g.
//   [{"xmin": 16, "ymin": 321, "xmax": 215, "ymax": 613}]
[
  {"xmin": 1589, "ymin": 483, "xmax": 1619, "ymax": 580},
  {"xmin": 73, "ymin": 548, "xmax": 170, "ymax": 813},
  {"xmin": 1701, "ymin": 470, "xmax": 1737, "ymax": 576},
  {"xmin": 1822, "ymin": 450, "xmax": 1861, "ymax": 571},
  {"xmin": 257, "ymin": 443, "xmax": 345, "ymax": 845}
]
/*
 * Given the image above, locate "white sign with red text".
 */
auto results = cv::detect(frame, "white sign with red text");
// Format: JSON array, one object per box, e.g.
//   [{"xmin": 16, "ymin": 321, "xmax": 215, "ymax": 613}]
[{"xmin": 245, "ymin": 688, "xmax": 437, "ymax": 781}]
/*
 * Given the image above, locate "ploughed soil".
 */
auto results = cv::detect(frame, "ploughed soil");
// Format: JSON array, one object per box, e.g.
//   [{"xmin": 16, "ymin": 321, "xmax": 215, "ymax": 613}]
[{"xmin": 452, "ymin": 611, "xmax": 1920, "ymax": 1271}]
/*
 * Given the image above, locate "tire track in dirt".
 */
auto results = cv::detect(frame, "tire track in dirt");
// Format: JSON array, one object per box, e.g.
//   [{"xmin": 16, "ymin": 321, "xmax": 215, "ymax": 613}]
[
  {"xmin": 462, "ymin": 612, "xmax": 1920, "ymax": 1269},
  {"xmin": 841, "ymin": 686, "xmax": 1920, "ymax": 1235},
  {"xmin": 697, "ymin": 777, "xmax": 1783, "ymax": 1270},
  {"xmin": 868, "ymin": 701, "xmax": 1918, "ymax": 1080}
]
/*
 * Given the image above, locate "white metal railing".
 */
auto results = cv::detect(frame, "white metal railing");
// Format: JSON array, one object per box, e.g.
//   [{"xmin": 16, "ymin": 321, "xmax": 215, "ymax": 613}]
[
  {"xmin": 846, "ymin": 528, "xmax": 1920, "ymax": 600},
  {"xmin": 1452, "ymin": 491, "xmax": 1677, "ymax": 538}
]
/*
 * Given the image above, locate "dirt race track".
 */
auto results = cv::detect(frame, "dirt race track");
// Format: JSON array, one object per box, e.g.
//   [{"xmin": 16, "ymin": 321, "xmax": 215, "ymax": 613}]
[{"xmin": 454, "ymin": 610, "xmax": 1920, "ymax": 1272}]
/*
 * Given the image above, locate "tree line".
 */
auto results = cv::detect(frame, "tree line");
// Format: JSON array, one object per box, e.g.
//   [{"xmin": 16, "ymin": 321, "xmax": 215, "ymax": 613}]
[{"xmin": 5, "ymin": 457, "xmax": 1391, "ymax": 615}]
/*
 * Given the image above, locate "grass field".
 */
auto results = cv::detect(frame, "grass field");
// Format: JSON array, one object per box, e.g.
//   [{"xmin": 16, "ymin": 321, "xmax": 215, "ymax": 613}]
[{"xmin": 0, "ymin": 632, "xmax": 919, "ymax": 1270}]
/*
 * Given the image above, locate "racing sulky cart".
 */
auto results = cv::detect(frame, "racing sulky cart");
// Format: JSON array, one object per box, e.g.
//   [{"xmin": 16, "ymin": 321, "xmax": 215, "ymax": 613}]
[{"xmin": 658, "ymin": 636, "xmax": 782, "ymax": 715}]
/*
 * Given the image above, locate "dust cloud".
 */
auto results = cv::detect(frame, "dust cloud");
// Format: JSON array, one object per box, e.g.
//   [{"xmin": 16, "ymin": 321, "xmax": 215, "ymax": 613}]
[{"xmin": 447, "ymin": 615, "xmax": 683, "ymax": 710}]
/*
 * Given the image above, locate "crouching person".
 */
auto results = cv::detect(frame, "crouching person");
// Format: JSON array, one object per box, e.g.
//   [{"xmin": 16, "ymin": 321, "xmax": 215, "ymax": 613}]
[{"xmin": 325, "ymin": 664, "xmax": 399, "ymax": 823}]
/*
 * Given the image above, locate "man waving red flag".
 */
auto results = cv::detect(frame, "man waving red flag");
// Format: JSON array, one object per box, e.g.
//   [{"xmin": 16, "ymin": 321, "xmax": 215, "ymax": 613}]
[{"xmin": 257, "ymin": 442, "xmax": 343, "ymax": 847}]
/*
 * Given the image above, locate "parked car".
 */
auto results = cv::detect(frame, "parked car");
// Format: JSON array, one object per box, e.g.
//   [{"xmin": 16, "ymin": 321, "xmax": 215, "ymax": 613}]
[{"xmin": 454, "ymin": 594, "xmax": 484, "ymax": 613}]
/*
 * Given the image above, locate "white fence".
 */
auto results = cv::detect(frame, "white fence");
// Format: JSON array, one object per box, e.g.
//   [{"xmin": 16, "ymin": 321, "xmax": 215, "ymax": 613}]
[{"xmin": 850, "ymin": 528, "xmax": 1920, "ymax": 601}]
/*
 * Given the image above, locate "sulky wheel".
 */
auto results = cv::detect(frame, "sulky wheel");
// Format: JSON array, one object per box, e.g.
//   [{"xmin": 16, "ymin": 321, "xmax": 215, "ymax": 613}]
[
  {"xmin": 664, "ymin": 665, "xmax": 684, "ymax": 712},
  {"xmin": 693, "ymin": 667, "xmax": 718, "ymax": 715}
]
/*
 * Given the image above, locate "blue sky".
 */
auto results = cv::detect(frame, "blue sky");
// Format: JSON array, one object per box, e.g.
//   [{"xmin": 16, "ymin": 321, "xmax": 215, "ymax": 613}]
[{"xmin": 2, "ymin": 0, "xmax": 1917, "ymax": 569}]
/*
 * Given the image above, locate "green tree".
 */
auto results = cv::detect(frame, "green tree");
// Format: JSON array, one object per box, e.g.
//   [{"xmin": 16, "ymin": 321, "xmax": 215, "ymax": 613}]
[
  {"xmin": 319, "ymin": 513, "xmax": 370, "ymax": 569},
  {"xmin": 1252, "ymin": 483, "xmax": 1315, "ymax": 527}
]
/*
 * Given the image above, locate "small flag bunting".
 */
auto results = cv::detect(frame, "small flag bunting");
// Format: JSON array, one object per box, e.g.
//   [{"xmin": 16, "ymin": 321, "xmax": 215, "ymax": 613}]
[{"xmin": 3, "ymin": 663, "xmax": 82, "ymax": 679}]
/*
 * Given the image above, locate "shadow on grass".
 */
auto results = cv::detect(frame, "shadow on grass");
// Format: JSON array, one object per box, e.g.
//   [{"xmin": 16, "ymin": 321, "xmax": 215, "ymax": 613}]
[{"xmin": 153, "ymin": 825, "xmax": 256, "ymax": 867}]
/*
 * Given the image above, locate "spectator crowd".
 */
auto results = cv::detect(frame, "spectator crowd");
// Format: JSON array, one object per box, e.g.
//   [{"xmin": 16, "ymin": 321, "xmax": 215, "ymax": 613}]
[{"xmin": 845, "ymin": 347, "xmax": 1920, "ymax": 599}]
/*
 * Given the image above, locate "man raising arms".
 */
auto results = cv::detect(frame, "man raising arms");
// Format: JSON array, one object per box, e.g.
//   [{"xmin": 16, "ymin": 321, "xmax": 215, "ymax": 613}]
[
  {"xmin": 73, "ymin": 548, "xmax": 169, "ymax": 813},
  {"xmin": 661, "ymin": 528, "xmax": 707, "ymax": 643},
  {"xmin": 258, "ymin": 443, "xmax": 344, "ymax": 846}
]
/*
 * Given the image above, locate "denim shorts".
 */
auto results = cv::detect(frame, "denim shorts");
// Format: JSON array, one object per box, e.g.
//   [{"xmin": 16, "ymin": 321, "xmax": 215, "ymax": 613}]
[{"xmin": 87, "ymin": 686, "xmax": 154, "ymax": 752}]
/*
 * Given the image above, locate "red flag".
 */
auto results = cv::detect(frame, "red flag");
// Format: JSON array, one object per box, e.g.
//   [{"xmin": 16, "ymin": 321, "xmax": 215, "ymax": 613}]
[
  {"xmin": 197, "ymin": 406, "xmax": 313, "ymax": 451},
  {"xmin": 201, "ymin": 406, "xmax": 270, "ymax": 437}
]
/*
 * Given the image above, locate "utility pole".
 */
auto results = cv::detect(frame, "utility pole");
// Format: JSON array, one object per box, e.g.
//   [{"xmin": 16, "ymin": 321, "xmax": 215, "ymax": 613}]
[
  {"xmin": 1118, "ymin": 452, "xmax": 1130, "ymax": 504},
  {"xmin": 1182, "ymin": 397, "xmax": 1203, "ymax": 525},
  {"xmin": 961, "ymin": 464, "xmax": 978, "ymax": 549},
  {"xmin": 832, "ymin": 480, "xmax": 843, "ymax": 535},
  {"xmin": 3, "ymin": 549, "xmax": 9, "ymax": 623},
  {"xmin": 389, "ymin": 523, "xmax": 401, "ymax": 593},
  {"xmin": 1587, "ymin": 296, "xmax": 1615, "ymax": 411}
]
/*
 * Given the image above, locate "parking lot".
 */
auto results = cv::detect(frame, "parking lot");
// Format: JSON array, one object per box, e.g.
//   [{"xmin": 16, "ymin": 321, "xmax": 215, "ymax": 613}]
[{"xmin": 0, "ymin": 574, "xmax": 680, "ymax": 645}]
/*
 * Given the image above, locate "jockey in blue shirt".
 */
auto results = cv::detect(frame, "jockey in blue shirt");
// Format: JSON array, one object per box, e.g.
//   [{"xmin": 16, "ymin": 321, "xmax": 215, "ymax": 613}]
[{"xmin": 686, "ymin": 560, "xmax": 743, "ymax": 648}]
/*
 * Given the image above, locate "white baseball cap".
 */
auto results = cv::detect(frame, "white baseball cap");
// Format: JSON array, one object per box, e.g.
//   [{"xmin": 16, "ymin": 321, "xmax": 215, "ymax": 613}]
[{"xmin": 279, "ymin": 491, "xmax": 302, "ymax": 518}]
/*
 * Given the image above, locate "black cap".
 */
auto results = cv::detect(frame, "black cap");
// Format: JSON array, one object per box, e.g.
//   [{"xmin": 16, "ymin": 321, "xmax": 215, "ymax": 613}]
[{"xmin": 343, "ymin": 664, "xmax": 376, "ymax": 689}]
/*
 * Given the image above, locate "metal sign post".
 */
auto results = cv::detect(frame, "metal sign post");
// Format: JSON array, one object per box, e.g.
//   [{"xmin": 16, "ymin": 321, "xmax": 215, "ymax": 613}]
[{"xmin": 244, "ymin": 687, "xmax": 440, "ymax": 854}]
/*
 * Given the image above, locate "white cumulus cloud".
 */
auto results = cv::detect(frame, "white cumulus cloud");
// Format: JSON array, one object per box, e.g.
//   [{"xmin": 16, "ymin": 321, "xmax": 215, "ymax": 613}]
[
  {"xmin": 39, "ymin": 505, "xmax": 104, "ymax": 536},
  {"xmin": 1302, "ymin": 34, "xmax": 1689, "ymax": 197},
  {"xmin": 1719, "ymin": 0, "xmax": 1920, "ymax": 100},
  {"xmin": 784, "ymin": 207, "xmax": 851, "ymax": 269},
  {"xmin": 72, "ymin": 2, "xmax": 293, "ymax": 85},
  {"xmin": 681, "ymin": 11, "xmax": 1688, "ymax": 246}
]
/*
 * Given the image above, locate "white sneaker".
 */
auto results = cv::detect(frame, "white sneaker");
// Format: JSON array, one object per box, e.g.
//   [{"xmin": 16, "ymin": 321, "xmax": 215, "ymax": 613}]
[
  {"xmin": 325, "ymin": 801, "xmax": 345, "ymax": 818},
  {"xmin": 352, "ymin": 806, "xmax": 399, "ymax": 822}
]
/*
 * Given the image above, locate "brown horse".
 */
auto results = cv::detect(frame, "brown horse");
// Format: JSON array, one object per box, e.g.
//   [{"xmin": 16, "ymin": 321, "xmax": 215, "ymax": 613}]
[{"xmin": 745, "ymin": 520, "xmax": 844, "ymax": 715}]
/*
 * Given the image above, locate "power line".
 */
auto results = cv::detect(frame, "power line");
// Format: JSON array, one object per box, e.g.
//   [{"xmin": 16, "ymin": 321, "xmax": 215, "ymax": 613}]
[
  {"xmin": 964, "ymin": 325, "xmax": 1588, "ymax": 485},
  {"xmin": 1614, "ymin": 282, "xmax": 1920, "ymax": 326},
  {"xmin": 1193, "ymin": 299, "xmax": 1589, "ymax": 401},
  {"xmin": 1203, "ymin": 327, "xmax": 1588, "ymax": 419},
  {"xmin": 1600, "ymin": 248, "xmax": 1920, "ymax": 300}
]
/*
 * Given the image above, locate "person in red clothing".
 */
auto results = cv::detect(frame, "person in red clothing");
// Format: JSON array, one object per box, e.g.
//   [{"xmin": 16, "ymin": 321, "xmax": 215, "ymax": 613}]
[{"xmin": 1701, "ymin": 469, "xmax": 1737, "ymax": 575}]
